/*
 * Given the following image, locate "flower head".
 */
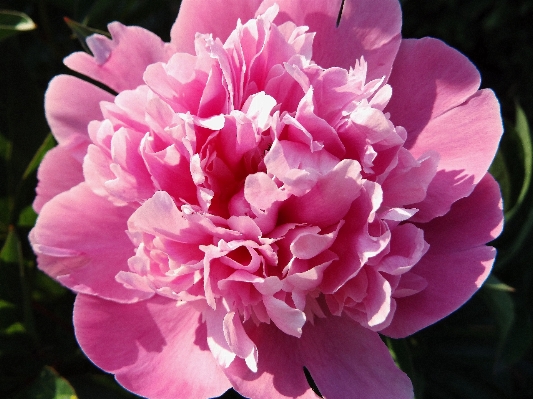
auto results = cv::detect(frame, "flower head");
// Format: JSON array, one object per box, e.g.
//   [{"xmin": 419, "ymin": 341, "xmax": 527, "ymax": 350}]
[{"xmin": 30, "ymin": 1, "xmax": 504, "ymax": 398}]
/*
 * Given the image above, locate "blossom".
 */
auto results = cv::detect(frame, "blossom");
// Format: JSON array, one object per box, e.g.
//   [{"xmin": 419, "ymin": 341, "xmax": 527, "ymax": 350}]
[{"xmin": 29, "ymin": 0, "xmax": 504, "ymax": 398}]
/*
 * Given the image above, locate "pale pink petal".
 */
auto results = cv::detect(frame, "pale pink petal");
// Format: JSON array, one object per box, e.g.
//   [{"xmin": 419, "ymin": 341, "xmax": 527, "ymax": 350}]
[
  {"xmin": 64, "ymin": 22, "xmax": 170, "ymax": 92},
  {"xmin": 258, "ymin": 0, "xmax": 402, "ymax": 80},
  {"xmin": 33, "ymin": 144, "xmax": 85, "ymax": 213},
  {"xmin": 224, "ymin": 323, "xmax": 317, "ymax": 399},
  {"xmin": 409, "ymin": 90, "xmax": 502, "ymax": 221},
  {"xmin": 263, "ymin": 296, "xmax": 306, "ymax": 337},
  {"xmin": 224, "ymin": 311, "xmax": 258, "ymax": 372},
  {"xmin": 281, "ymin": 159, "xmax": 362, "ymax": 227},
  {"xmin": 29, "ymin": 183, "xmax": 147, "ymax": 303},
  {"xmin": 301, "ymin": 315, "xmax": 413, "ymax": 399},
  {"xmin": 381, "ymin": 148, "xmax": 439, "ymax": 208},
  {"xmin": 364, "ymin": 268, "xmax": 392, "ymax": 327},
  {"xmin": 74, "ymin": 295, "xmax": 231, "ymax": 399},
  {"xmin": 170, "ymin": 0, "xmax": 264, "ymax": 53},
  {"xmin": 382, "ymin": 175, "xmax": 503, "ymax": 338},
  {"xmin": 45, "ymin": 75, "xmax": 113, "ymax": 145},
  {"xmin": 206, "ymin": 305, "xmax": 237, "ymax": 368},
  {"xmin": 378, "ymin": 223, "xmax": 429, "ymax": 275},
  {"xmin": 387, "ymin": 38, "xmax": 481, "ymax": 141}
]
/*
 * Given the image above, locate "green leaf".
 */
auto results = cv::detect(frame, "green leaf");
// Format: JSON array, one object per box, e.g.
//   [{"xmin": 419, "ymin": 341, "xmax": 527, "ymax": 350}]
[
  {"xmin": 483, "ymin": 275, "xmax": 515, "ymax": 292},
  {"xmin": 0, "ymin": 10, "xmax": 36, "ymax": 41},
  {"xmin": 488, "ymin": 149, "xmax": 511, "ymax": 213},
  {"xmin": 0, "ymin": 227, "xmax": 20, "ymax": 264},
  {"xmin": 481, "ymin": 275, "xmax": 515, "ymax": 354},
  {"xmin": 0, "ymin": 228, "xmax": 37, "ymax": 341},
  {"xmin": 0, "ymin": 132, "xmax": 12, "ymax": 162},
  {"xmin": 21, "ymin": 133, "xmax": 56, "ymax": 180},
  {"xmin": 12, "ymin": 366, "xmax": 78, "ymax": 399},
  {"xmin": 17, "ymin": 205, "xmax": 38, "ymax": 228},
  {"xmin": 64, "ymin": 17, "xmax": 110, "ymax": 53},
  {"xmin": 504, "ymin": 104, "xmax": 532, "ymax": 221}
]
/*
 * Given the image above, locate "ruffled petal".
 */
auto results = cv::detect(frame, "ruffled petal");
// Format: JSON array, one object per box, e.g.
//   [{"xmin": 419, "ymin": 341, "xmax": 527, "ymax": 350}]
[
  {"xmin": 74, "ymin": 295, "xmax": 231, "ymax": 399},
  {"xmin": 45, "ymin": 75, "xmax": 113, "ymax": 145},
  {"xmin": 258, "ymin": 0, "xmax": 402, "ymax": 79},
  {"xmin": 65, "ymin": 22, "xmax": 170, "ymax": 92},
  {"xmin": 29, "ymin": 183, "xmax": 147, "ymax": 303},
  {"xmin": 382, "ymin": 174, "xmax": 503, "ymax": 338},
  {"xmin": 301, "ymin": 315, "xmax": 413, "ymax": 399}
]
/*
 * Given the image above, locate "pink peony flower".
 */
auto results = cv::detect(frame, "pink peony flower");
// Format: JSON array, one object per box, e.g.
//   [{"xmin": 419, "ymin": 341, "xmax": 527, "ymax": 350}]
[{"xmin": 30, "ymin": 0, "xmax": 504, "ymax": 398}]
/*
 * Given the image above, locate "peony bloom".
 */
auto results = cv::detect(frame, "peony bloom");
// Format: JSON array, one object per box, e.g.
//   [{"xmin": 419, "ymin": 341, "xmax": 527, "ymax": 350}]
[{"xmin": 30, "ymin": 0, "xmax": 504, "ymax": 398}]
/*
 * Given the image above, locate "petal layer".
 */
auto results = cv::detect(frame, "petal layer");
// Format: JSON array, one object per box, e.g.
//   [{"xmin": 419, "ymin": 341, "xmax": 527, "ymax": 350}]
[
  {"xmin": 65, "ymin": 22, "xmax": 170, "ymax": 92},
  {"xmin": 224, "ymin": 323, "xmax": 316, "ymax": 399},
  {"xmin": 45, "ymin": 75, "xmax": 113, "ymax": 145},
  {"xmin": 387, "ymin": 38, "xmax": 481, "ymax": 140},
  {"xmin": 382, "ymin": 174, "xmax": 503, "ymax": 338},
  {"xmin": 74, "ymin": 295, "xmax": 231, "ymax": 399},
  {"xmin": 301, "ymin": 315, "xmax": 413, "ymax": 399},
  {"xmin": 29, "ymin": 183, "xmax": 145, "ymax": 303},
  {"xmin": 171, "ymin": 0, "xmax": 264, "ymax": 53},
  {"xmin": 258, "ymin": 0, "xmax": 402, "ymax": 79},
  {"xmin": 409, "ymin": 90, "xmax": 502, "ymax": 221}
]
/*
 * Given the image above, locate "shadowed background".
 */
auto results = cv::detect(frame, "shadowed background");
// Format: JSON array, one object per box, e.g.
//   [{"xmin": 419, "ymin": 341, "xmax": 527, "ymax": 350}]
[{"xmin": 1, "ymin": 0, "xmax": 532, "ymax": 398}]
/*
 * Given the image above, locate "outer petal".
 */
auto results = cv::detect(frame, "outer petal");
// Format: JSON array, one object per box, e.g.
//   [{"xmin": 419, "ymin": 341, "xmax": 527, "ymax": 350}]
[
  {"xmin": 170, "ymin": 0, "xmax": 264, "ymax": 53},
  {"xmin": 74, "ymin": 295, "xmax": 231, "ymax": 399},
  {"xmin": 386, "ymin": 38, "xmax": 481, "ymax": 142},
  {"xmin": 409, "ymin": 90, "xmax": 502, "ymax": 221},
  {"xmin": 64, "ymin": 22, "xmax": 170, "ymax": 92},
  {"xmin": 258, "ymin": 0, "xmax": 402, "ymax": 80},
  {"xmin": 29, "ymin": 183, "xmax": 147, "ymax": 303},
  {"xmin": 224, "ymin": 323, "xmax": 317, "ymax": 399},
  {"xmin": 382, "ymin": 174, "xmax": 503, "ymax": 338},
  {"xmin": 33, "ymin": 144, "xmax": 85, "ymax": 213},
  {"xmin": 301, "ymin": 315, "xmax": 413, "ymax": 399},
  {"xmin": 45, "ymin": 75, "xmax": 113, "ymax": 145}
]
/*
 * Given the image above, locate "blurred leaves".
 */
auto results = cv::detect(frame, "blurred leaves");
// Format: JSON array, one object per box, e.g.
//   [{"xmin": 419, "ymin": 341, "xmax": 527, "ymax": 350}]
[
  {"xmin": 0, "ymin": 10, "xmax": 36, "ymax": 41},
  {"xmin": 12, "ymin": 366, "xmax": 78, "ymax": 399},
  {"xmin": 22, "ymin": 133, "xmax": 56, "ymax": 181}
]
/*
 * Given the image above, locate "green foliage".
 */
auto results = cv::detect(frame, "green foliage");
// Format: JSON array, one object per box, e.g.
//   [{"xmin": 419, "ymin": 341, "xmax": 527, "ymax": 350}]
[{"xmin": 0, "ymin": 11, "xmax": 36, "ymax": 41}]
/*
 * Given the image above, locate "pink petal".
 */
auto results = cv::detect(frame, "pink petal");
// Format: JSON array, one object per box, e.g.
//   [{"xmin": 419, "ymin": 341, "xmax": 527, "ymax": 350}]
[
  {"xmin": 224, "ymin": 311, "xmax": 258, "ymax": 372},
  {"xmin": 170, "ymin": 0, "xmax": 264, "ymax": 54},
  {"xmin": 281, "ymin": 159, "xmax": 362, "ymax": 227},
  {"xmin": 421, "ymin": 173, "xmax": 503, "ymax": 254},
  {"xmin": 74, "ymin": 295, "xmax": 231, "ymax": 399},
  {"xmin": 409, "ymin": 89, "xmax": 502, "ymax": 221},
  {"xmin": 263, "ymin": 296, "xmax": 306, "ymax": 337},
  {"xmin": 29, "ymin": 183, "xmax": 146, "ymax": 303},
  {"xmin": 65, "ymin": 22, "xmax": 170, "ymax": 92},
  {"xmin": 33, "ymin": 144, "xmax": 85, "ymax": 213},
  {"xmin": 300, "ymin": 315, "xmax": 413, "ymax": 399},
  {"xmin": 45, "ymin": 75, "xmax": 113, "ymax": 145},
  {"xmin": 378, "ymin": 223, "xmax": 429, "ymax": 275},
  {"xmin": 381, "ymin": 174, "xmax": 502, "ymax": 338},
  {"xmin": 258, "ymin": 0, "xmax": 402, "ymax": 80},
  {"xmin": 387, "ymin": 38, "xmax": 481, "ymax": 142},
  {"xmin": 381, "ymin": 148, "xmax": 439, "ymax": 208},
  {"xmin": 224, "ymin": 323, "xmax": 317, "ymax": 399}
]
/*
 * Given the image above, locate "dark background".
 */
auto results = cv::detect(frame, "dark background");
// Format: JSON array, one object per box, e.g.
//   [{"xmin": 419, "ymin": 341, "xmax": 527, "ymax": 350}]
[{"xmin": 1, "ymin": 0, "xmax": 532, "ymax": 398}]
